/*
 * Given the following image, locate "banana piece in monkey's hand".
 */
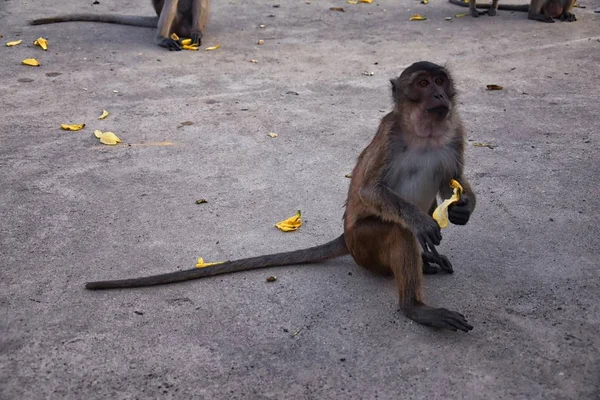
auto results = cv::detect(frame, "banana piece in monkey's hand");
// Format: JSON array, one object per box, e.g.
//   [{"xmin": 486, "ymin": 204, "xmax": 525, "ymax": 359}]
[
  {"xmin": 275, "ymin": 210, "xmax": 302, "ymax": 232},
  {"xmin": 433, "ymin": 179, "xmax": 463, "ymax": 229}
]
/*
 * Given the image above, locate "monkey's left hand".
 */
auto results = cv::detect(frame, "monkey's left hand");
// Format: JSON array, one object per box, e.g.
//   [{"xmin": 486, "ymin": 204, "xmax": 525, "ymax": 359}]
[{"xmin": 448, "ymin": 197, "xmax": 473, "ymax": 225}]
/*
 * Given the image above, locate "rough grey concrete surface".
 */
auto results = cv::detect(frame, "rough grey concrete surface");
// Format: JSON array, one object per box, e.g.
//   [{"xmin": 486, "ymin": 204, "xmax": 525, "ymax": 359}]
[{"xmin": 1, "ymin": 0, "xmax": 599, "ymax": 398}]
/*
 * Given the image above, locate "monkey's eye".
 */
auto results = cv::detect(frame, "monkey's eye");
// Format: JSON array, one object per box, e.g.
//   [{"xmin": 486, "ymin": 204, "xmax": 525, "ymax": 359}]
[
  {"xmin": 435, "ymin": 78, "xmax": 444, "ymax": 85},
  {"xmin": 419, "ymin": 80, "xmax": 429, "ymax": 87}
]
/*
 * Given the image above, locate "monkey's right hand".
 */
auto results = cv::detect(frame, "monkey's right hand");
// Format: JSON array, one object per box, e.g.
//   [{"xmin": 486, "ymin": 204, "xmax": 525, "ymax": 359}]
[{"xmin": 414, "ymin": 214, "xmax": 442, "ymax": 251}]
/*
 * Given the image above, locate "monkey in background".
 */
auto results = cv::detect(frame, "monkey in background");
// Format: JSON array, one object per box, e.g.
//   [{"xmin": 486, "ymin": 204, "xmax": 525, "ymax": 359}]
[
  {"xmin": 86, "ymin": 61, "xmax": 476, "ymax": 333},
  {"xmin": 30, "ymin": 0, "xmax": 209, "ymax": 50},
  {"xmin": 449, "ymin": 0, "xmax": 577, "ymax": 22}
]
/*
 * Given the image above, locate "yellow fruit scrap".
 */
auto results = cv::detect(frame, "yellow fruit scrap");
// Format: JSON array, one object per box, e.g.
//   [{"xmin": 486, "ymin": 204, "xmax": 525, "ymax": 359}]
[
  {"xmin": 359, "ymin": 0, "xmax": 373, "ymax": 3},
  {"xmin": 97, "ymin": 110, "xmax": 109, "ymax": 120},
  {"xmin": 257, "ymin": 39, "xmax": 265, "ymax": 45},
  {"xmin": 94, "ymin": 130, "xmax": 103, "ymax": 138},
  {"xmin": 22, "ymin": 58, "xmax": 40, "ymax": 66},
  {"xmin": 275, "ymin": 210, "xmax": 302, "ymax": 232},
  {"xmin": 170, "ymin": 33, "xmax": 180, "ymax": 41},
  {"xmin": 409, "ymin": 14, "xmax": 426, "ymax": 21},
  {"xmin": 455, "ymin": 13, "xmax": 469, "ymax": 17},
  {"xmin": 486, "ymin": 84, "xmax": 504, "ymax": 90},
  {"xmin": 195, "ymin": 257, "xmax": 225, "ymax": 268},
  {"xmin": 99, "ymin": 132, "xmax": 121, "ymax": 145},
  {"xmin": 344, "ymin": 173, "xmax": 353, "ymax": 178},
  {"xmin": 205, "ymin": 44, "xmax": 220, "ymax": 51},
  {"xmin": 180, "ymin": 38, "xmax": 192, "ymax": 45},
  {"xmin": 34, "ymin": 37, "xmax": 48, "ymax": 50},
  {"xmin": 267, "ymin": 132, "xmax": 278, "ymax": 138},
  {"xmin": 6, "ymin": 40, "xmax": 22, "ymax": 47},
  {"xmin": 348, "ymin": 0, "xmax": 358, "ymax": 3},
  {"xmin": 61, "ymin": 123, "xmax": 85, "ymax": 131},
  {"xmin": 432, "ymin": 179, "xmax": 463, "ymax": 229},
  {"xmin": 421, "ymin": 0, "xmax": 429, "ymax": 4},
  {"xmin": 182, "ymin": 44, "xmax": 199, "ymax": 51}
]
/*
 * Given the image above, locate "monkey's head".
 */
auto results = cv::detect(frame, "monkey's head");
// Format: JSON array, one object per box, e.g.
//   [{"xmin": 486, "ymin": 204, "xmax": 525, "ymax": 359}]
[{"xmin": 391, "ymin": 62, "xmax": 457, "ymax": 136}]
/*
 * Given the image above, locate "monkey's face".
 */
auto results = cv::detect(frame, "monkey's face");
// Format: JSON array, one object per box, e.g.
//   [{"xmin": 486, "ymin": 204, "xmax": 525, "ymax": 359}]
[{"xmin": 410, "ymin": 72, "xmax": 454, "ymax": 120}]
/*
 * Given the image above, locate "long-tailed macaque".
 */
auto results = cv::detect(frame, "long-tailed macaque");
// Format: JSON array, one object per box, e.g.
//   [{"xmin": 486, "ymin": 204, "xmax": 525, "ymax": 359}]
[
  {"xmin": 30, "ymin": 0, "xmax": 210, "ymax": 50},
  {"xmin": 87, "ymin": 61, "xmax": 476, "ymax": 333},
  {"xmin": 449, "ymin": 0, "xmax": 577, "ymax": 22}
]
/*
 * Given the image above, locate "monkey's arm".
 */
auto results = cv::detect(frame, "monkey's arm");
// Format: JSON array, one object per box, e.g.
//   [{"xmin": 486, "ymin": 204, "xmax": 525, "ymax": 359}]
[
  {"xmin": 359, "ymin": 184, "xmax": 442, "ymax": 249},
  {"xmin": 156, "ymin": 0, "xmax": 182, "ymax": 50},
  {"xmin": 191, "ymin": 0, "xmax": 210, "ymax": 45},
  {"xmin": 440, "ymin": 177, "xmax": 476, "ymax": 225}
]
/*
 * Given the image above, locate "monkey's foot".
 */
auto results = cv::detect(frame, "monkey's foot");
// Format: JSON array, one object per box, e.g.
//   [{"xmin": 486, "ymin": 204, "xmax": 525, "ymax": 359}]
[
  {"xmin": 486, "ymin": 8, "xmax": 498, "ymax": 16},
  {"xmin": 405, "ymin": 305, "xmax": 473, "ymax": 332},
  {"xmin": 470, "ymin": 9, "xmax": 486, "ymax": 17},
  {"xmin": 560, "ymin": 12, "xmax": 576, "ymax": 21},
  {"xmin": 422, "ymin": 251, "xmax": 454, "ymax": 274},
  {"xmin": 422, "ymin": 262, "xmax": 438, "ymax": 275},
  {"xmin": 158, "ymin": 37, "xmax": 182, "ymax": 51},
  {"xmin": 191, "ymin": 31, "xmax": 203, "ymax": 46},
  {"xmin": 530, "ymin": 14, "xmax": 555, "ymax": 22}
]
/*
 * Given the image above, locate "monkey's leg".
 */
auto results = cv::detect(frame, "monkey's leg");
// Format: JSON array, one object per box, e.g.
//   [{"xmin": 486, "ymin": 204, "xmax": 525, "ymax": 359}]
[
  {"xmin": 487, "ymin": 0, "xmax": 500, "ymax": 15},
  {"xmin": 469, "ymin": 0, "xmax": 487, "ymax": 16},
  {"xmin": 347, "ymin": 218, "xmax": 472, "ymax": 332},
  {"xmin": 560, "ymin": 0, "xmax": 577, "ymax": 21},
  {"xmin": 191, "ymin": 0, "xmax": 210, "ymax": 45},
  {"xmin": 156, "ymin": 0, "xmax": 182, "ymax": 50}
]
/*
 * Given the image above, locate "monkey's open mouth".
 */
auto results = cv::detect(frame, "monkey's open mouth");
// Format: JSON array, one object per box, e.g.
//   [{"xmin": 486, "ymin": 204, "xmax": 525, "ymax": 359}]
[{"xmin": 427, "ymin": 105, "xmax": 450, "ymax": 118}]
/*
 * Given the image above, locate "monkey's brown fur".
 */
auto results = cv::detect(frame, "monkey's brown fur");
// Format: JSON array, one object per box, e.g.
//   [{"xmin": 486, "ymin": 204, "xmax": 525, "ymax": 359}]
[
  {"xmin": 30, "ymin": 0, "xmax": 209, "ymax": 50},
  {"xmin": 449, "ymin": 0, "xmax": 576, "ymax": 22},
  {"xmin": 86, "ymin": 61, "xmax": 476, "ymax": 332}
]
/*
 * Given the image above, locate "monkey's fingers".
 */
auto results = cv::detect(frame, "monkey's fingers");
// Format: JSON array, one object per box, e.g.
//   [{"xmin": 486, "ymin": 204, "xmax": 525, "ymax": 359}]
[
  {"xmin": 191, "ymin": 31, "xmax": 203, "ymax": 46},
  {"xmin": 158, "ymin": 37, "xmax": 183, "ymax": 51},
  {"xmin": 436, "ymin": 254, "xmax": 454, "ymax": 274}
]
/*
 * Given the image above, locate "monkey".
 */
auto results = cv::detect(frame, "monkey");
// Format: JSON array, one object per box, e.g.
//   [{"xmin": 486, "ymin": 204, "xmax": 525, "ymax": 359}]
[
  {"xmin": 449, "ymin": 0, "xmax": 577, "ymax": 22},
  {"xmin": 86, "ymin": 61, "xmax": 476, "ymax": 333},
  {"xmin": 30, "ymin": 0, "xmax": 210, "ymax": 50}
]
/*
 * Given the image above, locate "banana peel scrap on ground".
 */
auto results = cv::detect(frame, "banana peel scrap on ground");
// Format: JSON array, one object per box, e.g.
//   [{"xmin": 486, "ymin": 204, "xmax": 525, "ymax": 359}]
[
  {"xmin": 94, "ymin": 130, "xmax": 121, "ymax": 145},
  {"xmin": 275, "ymin": 210, "xmax": 302, "ymax": 232},
  {"xmin": 34, "ymin": 37, "xmax": 48, "ymax": 50},
  {"xmin": 486, "ymin": 84, "xmax": 504, "ymax": 90},
  {"xmin": 432, "ymin": 180, "xmax": 463, "ymax": 229},
  {"xmin": 97, "ymin": 110, "xmax": 109, "ymax": 120},
  {"xmin": 409, "ymin": 14, "xmax": 427, "ymax": 21},
  {"xmin": 196, "ymin": 257, "xmax": 225, "ymax": 268},
  {"xmin": 205, "ymin": 44, "xmax": 220, "ymax": 51},
  {"xmin": 61, "ymin": 123, "xmax": 85, "ymax": 131},
  {"xmin": 6, "ymin": 40, "xmax": 22, "ymax": 47},
  {"xmin": 22, "ymin": 58, "xmax": 40, "ymax": 66}
]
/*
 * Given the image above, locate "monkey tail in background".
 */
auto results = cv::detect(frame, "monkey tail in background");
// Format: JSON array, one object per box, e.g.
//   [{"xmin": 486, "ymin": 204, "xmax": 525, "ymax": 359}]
[
  {"xmin": 448, "ymin": 0, "xmax": 528, "ymax": 11},
  {"xmin": 85, "ymin": 235, "xmax": 348, "ymax": 290},
  {"xmin": 30, "ymin": 14, "xmax": 158, "ymax": 27}
]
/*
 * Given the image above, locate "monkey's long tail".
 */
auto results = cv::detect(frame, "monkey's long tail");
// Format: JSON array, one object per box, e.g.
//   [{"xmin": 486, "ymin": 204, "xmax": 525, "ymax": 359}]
[
  {"xmin": 448, "ymin": 0, "xmax": 529, "ymax": 11},
  {"xmin": 85, "ymin": 234, "xmax": 349, "ymax": 290},
  {"xmin": 30, "ymin": 14, "xmax": 158, "ymax": 28}
]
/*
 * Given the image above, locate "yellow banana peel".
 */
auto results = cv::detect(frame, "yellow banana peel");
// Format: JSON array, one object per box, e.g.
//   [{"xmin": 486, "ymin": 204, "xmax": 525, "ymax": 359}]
[
  {"xmin": 205, "ymin": 44, "xmax": 220, "ymax": 51},
  {"xmin": 170, "ymin": 33, "xmax": 180, "ymax": 41},
  {"xmin": 97, "ymin": 110, "xmax": 109, "ymax": 120},
  {"xmin": 94, "ymin": 130, "xmax": 103, "ymax": 138},
  {"xmin": 275, "ymin": 210, "xmax": 302, "ymax": 232},
  {"xmin": 182, "ymin": 44, "xmax": 199, "ymax": 51},
  {"xmin": 34, "ymin": 37, "xmax": 48, "ymax": 50},
  {"xmin": 180, "ymin": 38, "xmax": 192, "ymax": 45},
  {"xmin": 61, "ymin": 123, "xmax": 85, "ymax": 131},
  {"xmin": 6, "ymin": 40, "xmax": 22, "ymax": 47},
  {"xmin": 22, "ymin": 58, "xmax": 40, "ymax": 66},
  {"xmin": 409, "ymin": 14, "xmax": 427, "ymax": 21},
  {"xmin": 196, "ymin": 257, "xmax": 225, "ymax": 268},
  {"xmin": 99, "ymin": 132, "xmax": 121, "ymax": 145},
  {"xmin": 432, "ymin": 179, "xmax": 463, "ymax": 229}
]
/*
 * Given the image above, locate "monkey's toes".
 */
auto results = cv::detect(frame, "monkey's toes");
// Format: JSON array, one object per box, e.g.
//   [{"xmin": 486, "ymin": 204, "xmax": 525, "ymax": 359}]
[
  {"xmin": 191, "ymin": 32, "xmax": 203, "ymax": 46},
  {"xmin": 423, "ymin": 262, "xmax": 439, "ymax": 275},
  {"xmin": 486, "ymin": 9, "xmax": 497, "ymax": 16}
]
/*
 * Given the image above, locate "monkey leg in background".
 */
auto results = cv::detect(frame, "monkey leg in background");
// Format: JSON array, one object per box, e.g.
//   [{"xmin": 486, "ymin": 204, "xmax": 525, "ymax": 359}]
[
  {"xmin": 30, "ymin": 0, "xmax": 210, "ymax": 50},
  {"xmin": 448, "ymin": 0, "xmax": 576, "ymax": 21}
]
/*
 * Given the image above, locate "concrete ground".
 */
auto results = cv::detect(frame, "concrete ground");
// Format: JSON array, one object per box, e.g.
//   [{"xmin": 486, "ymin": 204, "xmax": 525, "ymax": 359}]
[{"xmin": 1, "ymin": 0, "xmax": 599, "ymax": 398}]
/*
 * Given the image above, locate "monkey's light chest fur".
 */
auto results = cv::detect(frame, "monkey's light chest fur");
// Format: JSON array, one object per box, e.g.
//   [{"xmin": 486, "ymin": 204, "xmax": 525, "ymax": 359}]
[{"xmin": 385, "ymin": 142, "xmax": 461, "ymax": 212}]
